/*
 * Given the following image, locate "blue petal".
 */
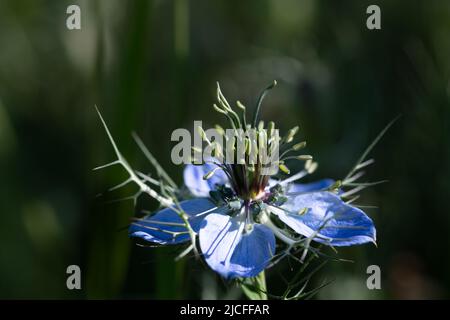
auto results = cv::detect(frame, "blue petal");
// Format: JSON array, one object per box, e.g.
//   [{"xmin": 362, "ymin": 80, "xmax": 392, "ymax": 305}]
[
  {"xmin": 199, "ymin": 214, "xmax": 275, "ymax": 278},
  {"xmin": 274, "ymin": 191, "xmax": 376, "ymax": 246},
  {"xmin": 288, "ymin": 179, "xmax": 335, "ymax": 194},
  {"xmin": 229, "ymin": 224, "xmax": 276, "ymax": 278},
  {"xmin": 183, "ymin": 163, "xmax": 228, "ymax": 197},
  {"xmin": 129, "ymin": 198, "xmax": 217, "ymax": 244}
]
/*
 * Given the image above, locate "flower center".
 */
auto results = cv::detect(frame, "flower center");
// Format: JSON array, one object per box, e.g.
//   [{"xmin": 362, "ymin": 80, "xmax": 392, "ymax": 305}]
[{"xmin": 224, "ymin": 163, "xmax": 270, "ymax": 201}]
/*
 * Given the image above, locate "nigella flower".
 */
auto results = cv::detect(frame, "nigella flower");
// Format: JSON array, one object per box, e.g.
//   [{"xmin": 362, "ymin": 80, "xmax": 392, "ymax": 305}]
[
  {"xmin": 125, "ymin": 82, "xmax": 377, "ymax": 279},
  {"xmin": 129, "ymin": 165, "xmax": 375, "ymax": 278}
]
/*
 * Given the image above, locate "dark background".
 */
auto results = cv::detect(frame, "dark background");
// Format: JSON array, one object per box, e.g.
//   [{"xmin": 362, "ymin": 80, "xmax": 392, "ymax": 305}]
[{"xmin": 0, "ymin": 0, "xmax": 449, "ymax": 299}]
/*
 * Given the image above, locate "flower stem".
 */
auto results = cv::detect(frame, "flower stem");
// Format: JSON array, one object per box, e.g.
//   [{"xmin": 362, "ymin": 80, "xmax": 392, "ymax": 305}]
[{"xmin": 240, "ymin": 271, "xmax": 268, "ymax": 300}]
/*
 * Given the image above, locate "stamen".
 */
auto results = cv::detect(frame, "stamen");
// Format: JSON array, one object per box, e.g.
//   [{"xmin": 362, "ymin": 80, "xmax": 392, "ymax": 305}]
[
  {"xmin": 279, "ymin": 169, "xmax": 308, "ymax": 186},
  {"xmin": 175, "ymin": 244, "xmax": 194, "ymax": 261},
  {"xmin": 203, "ymin": 166, "xmax": 222, "ymax": 180},
  {"xmin": 284, "ymin": 126, "xmax": 299, "ymax": 143},
  {"xmin": 279, "ymin": 163, "xmax": 291, "ymax": 174},
  {"xmin": 292, "ymin": 141, "xmax": 307, "ymax": 151},
  {"xmin": 305, "ymin": 160, "xmax": 318, "ymax": 174},
  {"xmin": 297, "ymin": 155, "xmax": 313, "ymax": 161}
]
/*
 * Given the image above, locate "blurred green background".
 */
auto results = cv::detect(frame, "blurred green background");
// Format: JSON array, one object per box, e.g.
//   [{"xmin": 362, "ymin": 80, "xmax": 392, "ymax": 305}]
[{"xmin": 0, "ymin": 0, "xmax": 449, "ymax": 299}]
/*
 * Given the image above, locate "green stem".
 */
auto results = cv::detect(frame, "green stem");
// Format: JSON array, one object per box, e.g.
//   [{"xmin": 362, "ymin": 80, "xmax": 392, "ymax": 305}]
[{"xmin": 240, "ymin": 271, "xmax": 268, "ymax": 300}]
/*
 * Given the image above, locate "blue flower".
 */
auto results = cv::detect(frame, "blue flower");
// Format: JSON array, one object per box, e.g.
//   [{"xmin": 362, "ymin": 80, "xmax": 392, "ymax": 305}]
[
  {"xmin": 130, "ymin": 163, "xmax": 376, "ymax": 279},
  {"xmin": 94, "ymin": 82, "xmax": 381, "ymax": 284},
  {"xmin": 128, "ymin": 82, "xmax": 377, "ymax": 279}
]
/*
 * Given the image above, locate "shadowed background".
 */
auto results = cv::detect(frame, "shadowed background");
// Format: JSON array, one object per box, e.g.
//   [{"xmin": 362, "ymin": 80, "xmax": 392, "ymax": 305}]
[{"xmin": 0, "ymin": 0, "xmax": 449, "ymax": 299}]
